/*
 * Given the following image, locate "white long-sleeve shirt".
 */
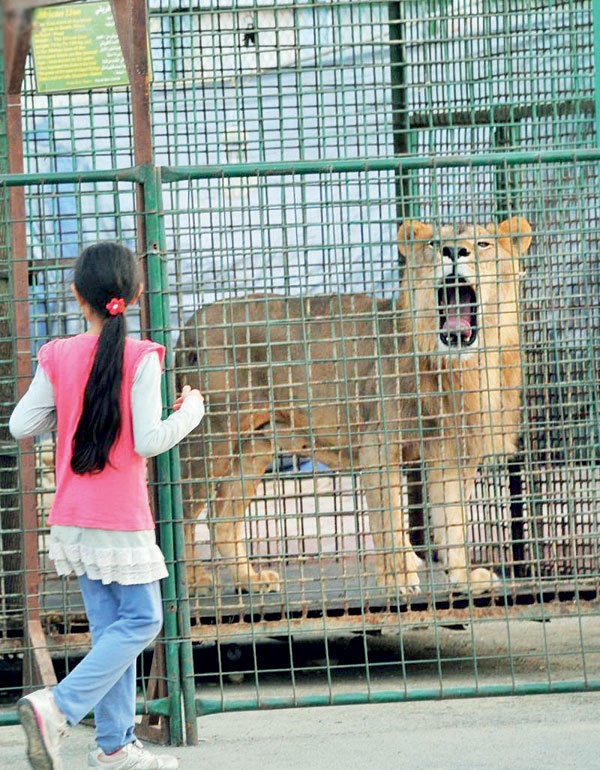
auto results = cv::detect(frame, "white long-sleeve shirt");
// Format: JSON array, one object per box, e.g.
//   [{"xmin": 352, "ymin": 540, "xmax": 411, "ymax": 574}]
[
  {"xmin": 10, "ymin": 351, "xmax": 204, "ymax": 584},
  {"xmin": 10, "ymin": 352, "xmax": 204, "ymax": 457}
]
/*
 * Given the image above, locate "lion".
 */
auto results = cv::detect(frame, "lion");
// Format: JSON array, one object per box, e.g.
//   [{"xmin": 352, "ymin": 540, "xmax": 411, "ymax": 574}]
[{"xmin": 175, "ymin": 216, "xmax": 532, "ymax": 596}]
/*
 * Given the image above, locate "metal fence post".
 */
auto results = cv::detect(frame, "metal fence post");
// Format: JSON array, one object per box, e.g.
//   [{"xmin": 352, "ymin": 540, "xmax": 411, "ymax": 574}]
[
  {"xmin": 594, "ymin": 0, "xmax": 600, "ymax": 146},
  {"xmin": 141, "ymin": 163, "xmax": 198, "ymax": 745},
  {"xmin": 140, "ymin": 163, "xmax": 186, "ymax": 745}
]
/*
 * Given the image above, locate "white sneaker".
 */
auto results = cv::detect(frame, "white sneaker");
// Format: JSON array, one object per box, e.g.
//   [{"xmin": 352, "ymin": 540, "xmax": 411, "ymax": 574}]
[
  {"xmin": 17, "ymin": 688, "xmax": 69, "ymax": 770},
  {"xmin": 88, "ymin": 740, "xmax": 179, "ymax": 770}
]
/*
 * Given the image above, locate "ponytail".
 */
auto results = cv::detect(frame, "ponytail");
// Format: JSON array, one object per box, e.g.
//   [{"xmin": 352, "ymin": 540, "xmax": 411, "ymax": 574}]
[
  {"xmin": 71, "ymin": 314, "xmax": 126, "ymax": 474},
  {"xmin": 70, "ymin": 242, "xmax": 140, "ymax": 475}
]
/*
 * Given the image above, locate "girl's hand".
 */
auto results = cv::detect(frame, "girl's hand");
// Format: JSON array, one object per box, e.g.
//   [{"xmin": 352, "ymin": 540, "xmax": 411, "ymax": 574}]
[{"xmin": 172, "ymin": 384, "xmax": 204, "ymax": 411}]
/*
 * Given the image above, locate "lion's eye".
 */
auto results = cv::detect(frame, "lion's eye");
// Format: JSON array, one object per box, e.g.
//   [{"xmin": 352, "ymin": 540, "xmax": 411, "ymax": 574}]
[
  {"xmin": 477, "ymin": 241, "xmax": 491, "ymax": 248},
  {"xmin": 428, "ymin": 240, "xmax": 441, "ymax": 250}
]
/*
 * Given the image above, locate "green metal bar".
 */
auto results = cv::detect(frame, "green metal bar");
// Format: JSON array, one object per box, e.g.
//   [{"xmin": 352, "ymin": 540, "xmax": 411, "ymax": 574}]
[
  {"xmin": 403, "ymin": 130, "xmax": 420, "ymax": 220},
  {"xmin": 0, "ymin": 166, "xmax": 147, "ymax": 186},
  {"xmin": 406, "ymin": 99, "xmax": 594, "ymax": 130},
  {"xmin": 0, "ymin": 697, "xmax": 172, "ymax": 727},
  {"xmin": 170, "ymin": 447, "xmax": 198, "ymax": 745},
  {"xmin": 593, "ymin": 0, "xmax": 600, "ymax": 143},
  {"xmin": 387, "ymin": 1, "xmax": 409, "ymax": 222},
  {"xmin": 196, "ymin": 680, "xmax": 600, "ymax": 717},
  {"xmin": 492, "ymin": 123, "xmax": 521, "ymax": 221},
  {"xmin": 140, "ymin": 164, "xmax": 184, "ymax": 745},
  {"xmin": 139, "ymin": 697, "xmax": 173, "ymax": 718},
  {"xmin": 161, "ymin": 147, "xmax": 600, "ymax": 181},
  {"xmin": 146, "ymin": 166, "xmax": 199, "ymax": 745},
  {"xmin": 0, "ymin": 146, "xmax": 597, "ymax": 192}
]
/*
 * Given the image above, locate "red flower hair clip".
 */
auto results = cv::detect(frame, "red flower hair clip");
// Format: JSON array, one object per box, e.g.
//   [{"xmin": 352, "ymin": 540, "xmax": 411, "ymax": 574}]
[{"xmin": 106, "ymin": 297, "xmax": 126, "ymax": 316}]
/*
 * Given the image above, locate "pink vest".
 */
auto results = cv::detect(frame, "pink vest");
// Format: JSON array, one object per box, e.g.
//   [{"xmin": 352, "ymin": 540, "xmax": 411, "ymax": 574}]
[{"xmin": 38, "ymin": 334, "xmax": 166, "ymax": 531}]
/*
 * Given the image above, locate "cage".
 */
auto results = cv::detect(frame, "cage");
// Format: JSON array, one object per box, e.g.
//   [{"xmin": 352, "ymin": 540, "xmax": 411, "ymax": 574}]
[{"xmin": 0, "ymin": 0, "xmax": 599, "ymax": 744}]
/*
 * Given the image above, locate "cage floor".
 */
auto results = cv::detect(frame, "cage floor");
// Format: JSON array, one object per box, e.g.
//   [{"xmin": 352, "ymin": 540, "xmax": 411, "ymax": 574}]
[
  {"xmin": 187, "ymin": 556, "xmax": 600, "ymax": 641},
  {"xmin": 1, "ymin": 555, "xmax": 595, "ymax": 654}
]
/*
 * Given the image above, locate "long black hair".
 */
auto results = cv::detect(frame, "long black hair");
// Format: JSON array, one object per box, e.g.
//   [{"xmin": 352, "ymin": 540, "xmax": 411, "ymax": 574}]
[{"xmin": 70, "ymin": 242, "xmax": 141, "ymax": 475}]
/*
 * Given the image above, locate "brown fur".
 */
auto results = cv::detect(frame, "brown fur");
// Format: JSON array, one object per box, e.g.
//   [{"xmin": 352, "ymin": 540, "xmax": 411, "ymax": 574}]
[{"xmin": 176, "ymin": 217, "xmax": 532, "ymax": 595}]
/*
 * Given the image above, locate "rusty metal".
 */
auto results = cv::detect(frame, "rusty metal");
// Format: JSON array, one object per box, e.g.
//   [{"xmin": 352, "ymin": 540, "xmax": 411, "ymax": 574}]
[
  {"xmin": 3, "ymin": 0, "xmax": 56, "ymax": 688},
  {"xmin": 112, "ymin": 0, "xmax": 153, "ymax": 306},
  {"xmin": 189, "ymin": 592, "xmax": 600, "ymax": 645},
  {"xmin": 0, "ymin": 0, "xmax": 169, "ymax": 723},
  {"xmin": 2, "ymin": 1, "xmax": 32, "ymax": 96}
]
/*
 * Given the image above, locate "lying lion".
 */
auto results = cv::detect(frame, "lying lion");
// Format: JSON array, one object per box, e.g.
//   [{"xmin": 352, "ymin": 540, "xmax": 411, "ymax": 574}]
[{"xmin": 176, "ymin": 216, "xmax": 532, "ymax": 596}]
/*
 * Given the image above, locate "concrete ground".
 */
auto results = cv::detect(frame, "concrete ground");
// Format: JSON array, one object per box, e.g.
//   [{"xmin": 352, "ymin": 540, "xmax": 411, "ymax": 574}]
[
  {"xmin": 1, "ymin": 691, "xmax": 599, "ymax": 770},
  {"xmin": 3, "ymin": 615, "xmax": 600, "ymax": 769}
]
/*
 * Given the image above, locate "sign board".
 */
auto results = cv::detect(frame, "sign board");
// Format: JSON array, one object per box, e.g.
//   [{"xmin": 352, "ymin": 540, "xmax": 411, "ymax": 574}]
[{"xmin": 31, "ymin": 2, "xmax": 130, "ymax": 94}]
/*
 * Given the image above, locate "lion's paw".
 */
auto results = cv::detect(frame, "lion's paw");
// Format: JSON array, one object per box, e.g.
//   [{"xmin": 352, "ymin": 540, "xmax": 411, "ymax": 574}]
[
  {"xmin": 187, "ymin": 565, "xmax": 215, "ymax": 595},
  {"xmin": 449, "ymin": 567, "xmax": 501, "ymax": 595},
  {"xmin": 469, "ymin": 567, "xmax": 502, "ymax": 595},
  {"xmin": 238, "ymin": 568, "xmax": 281, "ymax": 594},
  {"xmin": 376, "ymin": 567, "xmax": 421, "ymax": 596},
  {"xmin": 255, "ymin": 568, "xmax": 281, "ymax": 593}
]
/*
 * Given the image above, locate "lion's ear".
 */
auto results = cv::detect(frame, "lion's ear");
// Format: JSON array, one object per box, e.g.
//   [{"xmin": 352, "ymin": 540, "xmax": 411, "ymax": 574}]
[
  {"xmin": 489, "ymin": 217, "xmax": 533, "ymax": 255},
  {"xmin": 397, "ymin": 220, "xmax": 433, "ymax": 257}
]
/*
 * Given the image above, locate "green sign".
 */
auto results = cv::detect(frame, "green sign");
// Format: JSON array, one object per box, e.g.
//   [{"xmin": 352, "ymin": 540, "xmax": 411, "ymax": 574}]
[{"xmin": 32, "ymin": 2, "xmax": 130, "ymax": 94}]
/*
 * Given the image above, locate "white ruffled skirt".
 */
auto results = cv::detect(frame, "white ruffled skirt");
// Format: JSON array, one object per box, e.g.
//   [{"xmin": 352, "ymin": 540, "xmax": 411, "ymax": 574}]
[{"xmin": 49, "ymin": 525, "xmax": 169, "ymax": 585}]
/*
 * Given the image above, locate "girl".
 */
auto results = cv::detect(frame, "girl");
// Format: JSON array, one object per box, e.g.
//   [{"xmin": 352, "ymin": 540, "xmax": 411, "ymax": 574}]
[{"xmin": 10, "ymin": 242, "xmax": 205, "ymax": 770}]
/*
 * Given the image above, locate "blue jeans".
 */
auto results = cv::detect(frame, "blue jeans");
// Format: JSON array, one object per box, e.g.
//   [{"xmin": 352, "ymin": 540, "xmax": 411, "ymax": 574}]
[{"xmin": 52, "ymin": 575, "xmax": 163, "ymax": 754}]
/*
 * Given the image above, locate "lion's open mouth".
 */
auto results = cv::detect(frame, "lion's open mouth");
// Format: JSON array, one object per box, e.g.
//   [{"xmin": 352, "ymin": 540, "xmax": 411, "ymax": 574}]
[{"xmin": 437, "ymin": 275, "xmax": 478, "ymax": 348}]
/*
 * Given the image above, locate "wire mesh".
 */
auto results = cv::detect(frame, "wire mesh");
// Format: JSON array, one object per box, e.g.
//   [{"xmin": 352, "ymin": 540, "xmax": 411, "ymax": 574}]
[
  {"xmin": 153, "ymin": 0, "xmax": 600, "ymax": 713},
  {"xmin": 0, "ymin": 175, "xmax": 175, "ymax": 722},
  {"xmin": 167, "ymin": 158, "xmax": 598, "ymax": 587},
  {"xmin": 0, "ymin": 0, "xmax": 599, "ymax": 727}
]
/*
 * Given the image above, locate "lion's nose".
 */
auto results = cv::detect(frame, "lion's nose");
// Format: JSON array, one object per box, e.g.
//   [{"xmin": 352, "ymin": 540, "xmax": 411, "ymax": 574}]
[{"xmin": 442, "ymin": 246, "xmax": 470, "ymax": 261}]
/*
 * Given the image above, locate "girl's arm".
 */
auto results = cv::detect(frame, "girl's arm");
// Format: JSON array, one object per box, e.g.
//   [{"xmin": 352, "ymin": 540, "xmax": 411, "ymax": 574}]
[
  {"xmin": 9, "ymin": 365, "xmax": 57, "ymax": 439},
  {"xmin": 132, "ymin": 351, "xmax": 204, "ymax": 458}
]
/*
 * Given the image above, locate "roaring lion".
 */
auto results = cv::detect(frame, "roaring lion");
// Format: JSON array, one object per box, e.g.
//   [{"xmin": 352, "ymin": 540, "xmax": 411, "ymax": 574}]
[{"xmin": 176, "ymin": 216, "xmax": 532, "ymax": 596}]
